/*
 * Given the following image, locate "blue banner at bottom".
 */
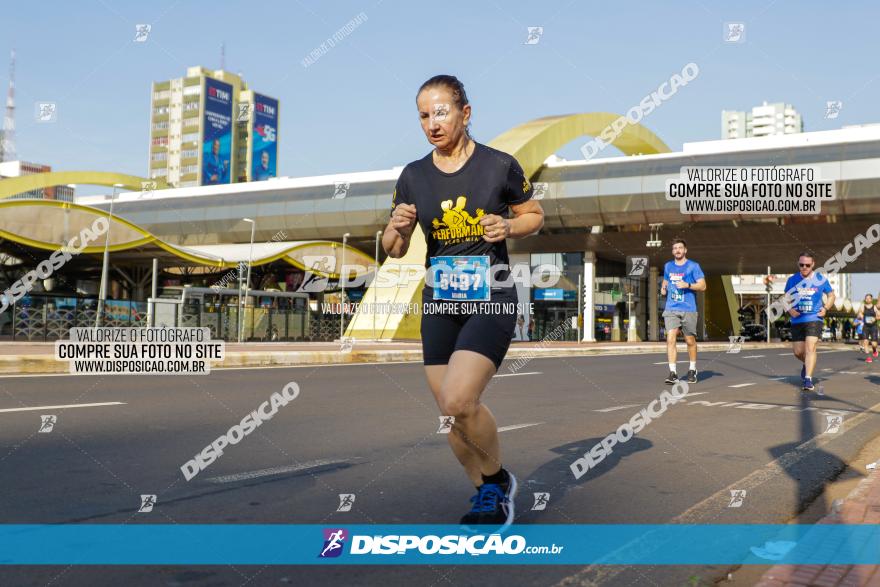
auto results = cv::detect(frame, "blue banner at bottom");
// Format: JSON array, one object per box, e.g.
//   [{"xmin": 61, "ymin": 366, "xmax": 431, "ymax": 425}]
[{"xmin": 1, "ymin": 524, "xmax": 878, "ymax": 565}]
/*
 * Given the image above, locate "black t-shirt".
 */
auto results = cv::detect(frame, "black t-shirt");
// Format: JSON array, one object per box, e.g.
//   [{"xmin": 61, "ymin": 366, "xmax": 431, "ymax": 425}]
[{"xmin": 390, "ymin": 142, "xmax": 534, "ymax": 278}]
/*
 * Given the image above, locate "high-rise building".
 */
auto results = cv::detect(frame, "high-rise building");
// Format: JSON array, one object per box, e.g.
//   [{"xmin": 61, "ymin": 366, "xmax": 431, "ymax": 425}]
[
  {"xmin": 0, "ymin": 160, "xmax": 74, "ymax": 201},
  {"xmin": 722, "ymin": 101, "xmax": 803, "ymax": 139},
  {"xmin": 148, "ymin": 66, "xmax": 280, "ymax": 188}
]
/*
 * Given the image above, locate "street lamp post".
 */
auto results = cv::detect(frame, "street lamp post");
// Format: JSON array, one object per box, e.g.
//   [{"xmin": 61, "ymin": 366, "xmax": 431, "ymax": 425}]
[
  {"xmin": 340, "ymin": 233, "xmax": 350, "ymax": 341},
  {"xmin": 96, "ymin": 183, "xmax": 124, "ymax": 328},
  {"xmin": 237, "ymin": 218, "xmax": 256, "ymax": 343}
]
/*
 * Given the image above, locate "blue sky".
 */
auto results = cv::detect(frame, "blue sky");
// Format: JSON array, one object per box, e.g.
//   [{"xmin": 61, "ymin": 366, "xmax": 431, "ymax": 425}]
[{"xmin": 2, "ymin": 0, "xmax": 879, "ymax": 291}]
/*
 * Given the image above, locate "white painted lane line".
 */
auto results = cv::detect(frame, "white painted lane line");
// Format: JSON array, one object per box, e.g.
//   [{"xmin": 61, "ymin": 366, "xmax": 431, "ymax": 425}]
[
  {"xmin": 595, "ymin": 392, "xmax": 709, "ymax": 412},
  {"xmin": 652, "ymin": 361, "xmax": 687, "ymax": 365},
  {"xmin": 742, "ymin": 355, "xmax": 765, "ymax": 359},
  {"xmin": 494, "ymin": 371, "xmax": 542, "ymax": 378},
  {"xmin": 0, "ymin": 401, "xmax": 125, "ymax": 414},
  {"xmin": 206, "ymin": 459, "xmax": 352, "ymax": 484},
  {"xmin": 840, "ymin": 371, "xmax": 862, "ymax": 375},
  {"xmin": 770, "ymin": 377, "xmax": 789, "ymax": 381},
  {"xmin": 728, "ymin": 383, "xmax": 756, "ymax": 388},
  {"xmin": 498, "ymin": 422, "xmax": 543, "ymax": 432},
  {"xmin": 594, "ymin": 404, "xmax": 642, "ymax": 413},
  {"xmin": 778, "ymin": 352, "xmax": 790, "ymax": 356}
]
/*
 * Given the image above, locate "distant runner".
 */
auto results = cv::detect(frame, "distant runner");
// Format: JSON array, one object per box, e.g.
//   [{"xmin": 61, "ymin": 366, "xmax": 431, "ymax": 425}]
[{"xmin": 858, "ymin": 293, "xmax": 879, "ymax": 363}]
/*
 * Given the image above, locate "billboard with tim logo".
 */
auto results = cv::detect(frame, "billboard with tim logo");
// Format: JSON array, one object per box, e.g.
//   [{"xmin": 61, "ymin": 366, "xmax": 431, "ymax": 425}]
[
  {"xmin": 251, "ymin": 94, "xmax": 278, "ymax": 181},
  {"xmin": 201, "ymin": 77, "xmax": 233, "ymax": 185}
]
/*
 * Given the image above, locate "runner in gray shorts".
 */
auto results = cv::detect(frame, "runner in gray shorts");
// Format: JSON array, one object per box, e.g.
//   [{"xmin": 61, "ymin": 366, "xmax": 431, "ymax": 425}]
[
  {"xmin": 663, "ymin": 311, "xmax": 698, "ymax": 338},
  {"xmin": 660, "ymin": 239, "xmax": 706, "ymax": 385}
]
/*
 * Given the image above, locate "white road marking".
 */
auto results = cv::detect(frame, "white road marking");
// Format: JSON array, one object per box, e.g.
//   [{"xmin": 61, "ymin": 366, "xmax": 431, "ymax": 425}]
[
  {"xmin": 778, "ymin": 352, "xmax": 791, "ymax": 356},
  {"xmin": 595, "ymin": 404, "xmax": 642, "ymax": 413},
  {"xmin": 742, "ymin": 355, "xmax": 765, "ymax": 359},
  {"xmin": 770, "ymin": 377, "xmax": 789, "ymax": 381},
  {"xmin": 821, "ymin": 368, "xmax": 833, "ymax": 372},
  {"xmin": 494, "ymin": 371, "xmax": 541, "ymax": 378},
  {"xmin": 840, "ymin": 371, "xmax": 862, "ymax": 375},
  {"xmin": 498, "ymin": 422, "xmax": 543, "ymax": 432},
  {"xmin": 0, "ymin": 401, "xmax": 125, "ymax": 414},
  {"xmin": 596, "ymin": 392, "xmax": 709, "ymax": 412},
  {"xmin": 652, "ymin": 361, "xmax": 687, "ymax": 365},
  {"xmin": 205, "ymin": 459, "xmax": 352, "ymax": 483},
  {"xmin": 728, "ymin": 383, "xmax": 756, "ymax": 388}
]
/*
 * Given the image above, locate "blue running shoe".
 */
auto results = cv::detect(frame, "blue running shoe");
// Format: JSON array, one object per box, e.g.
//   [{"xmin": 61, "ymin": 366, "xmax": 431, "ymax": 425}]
[
  {"xmin": 803, "ymin": 377, "xmax": 815, "ymax": 392},
  {"xmin": 800, "ymin": 364, "xmax": 806, "ymax": 383},
  {"xmin": 460, "ymin": 471, "xmax": 518, "ymax": 533}
]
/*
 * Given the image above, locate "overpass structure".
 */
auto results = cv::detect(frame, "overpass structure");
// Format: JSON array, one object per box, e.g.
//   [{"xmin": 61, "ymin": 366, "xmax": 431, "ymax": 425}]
[{"xmin": 4, "ymin": 115, "xmax": 880, "ymax": 341}]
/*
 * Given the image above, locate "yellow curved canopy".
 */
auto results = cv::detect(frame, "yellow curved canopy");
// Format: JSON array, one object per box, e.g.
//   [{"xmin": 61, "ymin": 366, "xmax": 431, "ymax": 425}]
[
  {"xmin": 0, "ymin": 199, "xmax": 372, "ymax": 276},
  {"xmin": 0, "ymin": 171, "xmax": 168, "ymax": 200}
]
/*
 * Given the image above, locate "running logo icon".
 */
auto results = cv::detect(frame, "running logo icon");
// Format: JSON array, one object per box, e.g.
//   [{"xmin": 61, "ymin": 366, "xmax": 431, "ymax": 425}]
[
  {"xmin": 319, "ymin": 528, "xmax": 348, "ymax": 558},
  {"xmin": 337, "ymin": 494, "xmax": 355, "ymax": 512},
  {"xmin": 138, "ymin": 494, "xmax": 157, "ymax": 513},
  {"xmin": 724, "ymin": 22, "xmax": 745, "ymax": 43},
  {"xmin": 627, "ymin": 256, "xmax": 648, "ymax": 277},
  {"xmin": 824, "ymin": 100, "xmax": 843, "ymax": 119},
  {"xmin": 333, "ymin": 182, "xmax": 350, "ymax": 199},
  {"xmin": 727, "ymin": 335, "xmax": 744, "ymax": 354},
  {"xmin": 437, "ymin": 416, "xmax": 455, "ymax": 434},
  {"xmin": 825, "ymin": 415, "xmax": 843, "ymax": 434},
  {"xmin": 531, "ymin": 492, "xmax": 550, "ymax": 511},
  {"xmin": 35, "ymin": 102, "xmax": 57, "ymax": 123},
  {"xmin": 524, "ymin": 27, "xmax": 543, "ymax": 45},
  {"xmin": 728, "ymin": 489, "xmax": 746, "ymax": 508},
  {"xmin": 532, "ymin": 182, "xmax": 548, "ymax": 201},
  {"xmin": 134, "ymin": 24, "xmax": 151, "ymax": 42},
  {"xmin": 38, "ymin": 415, "xmax": 57, "ymax": 433},
  {"xmin": 298, "ymin": 255, "xmax": 335, "ymax": 293},
  {"xmin": 237, "ymin": 103, "xmax": 252, "ymax": 122}
]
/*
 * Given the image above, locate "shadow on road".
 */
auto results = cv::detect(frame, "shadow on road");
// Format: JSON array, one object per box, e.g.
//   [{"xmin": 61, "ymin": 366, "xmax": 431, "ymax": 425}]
[{"xmin": 515, "ymin": 436, "xmax": 652, "ymax": 523}]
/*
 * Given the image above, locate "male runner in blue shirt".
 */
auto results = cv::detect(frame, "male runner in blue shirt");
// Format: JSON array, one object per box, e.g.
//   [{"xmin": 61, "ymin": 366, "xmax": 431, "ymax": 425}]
[
  {"xmin": 784, "ymin": 251, "xmax": 835, "ymax": 391},
  {"xmin": 660, "ymin": 239, "xmax": 706, "ymax": 384}
]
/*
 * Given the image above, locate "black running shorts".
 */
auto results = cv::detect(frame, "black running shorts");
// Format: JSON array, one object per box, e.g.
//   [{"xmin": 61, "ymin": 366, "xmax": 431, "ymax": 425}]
[
  {"xmin": 865, "ymin": 324, "xmax": 879, "ymax": 342},
  {"xmin": 791, "ymin": 321, "xmax": 823, "ymax": 341},
  {"xmin": 420, "ymin": 286, "xmax": 518, "ymax": 370}
]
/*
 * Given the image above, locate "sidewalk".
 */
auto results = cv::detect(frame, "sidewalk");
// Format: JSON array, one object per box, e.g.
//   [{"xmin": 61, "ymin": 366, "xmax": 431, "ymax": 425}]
[
  {"xmin": 755, "ymin": 466, "xmax": 880, "ymax": 587},
  {"xmin": 0, "ymin": 339, "xmax": 798, "ymax": 374}
]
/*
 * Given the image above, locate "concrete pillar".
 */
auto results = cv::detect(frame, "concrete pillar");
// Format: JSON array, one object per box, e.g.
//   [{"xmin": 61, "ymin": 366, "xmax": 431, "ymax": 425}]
[
  {"xmin": 627, "ymin": 295, "xmax": 639, "ymax": 342},
  {"xmin": 611, "ymin": 305, "xmax": 621, "ymax": 341},
  {"xmin": 582, "ymin": 251, "xmax": 596, "ymax": 342},
  {"xmin": 649, "ymin": 266, "xmax": 659, "ymax": 341}
]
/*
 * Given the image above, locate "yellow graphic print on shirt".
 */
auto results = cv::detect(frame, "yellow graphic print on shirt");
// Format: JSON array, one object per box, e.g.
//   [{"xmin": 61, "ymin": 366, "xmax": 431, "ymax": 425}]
[
  {"xmin": 430, "ymin": 195, "xmax": 485, "ymax": 244},
  {"xmin": 522, "ymin": 177, "xmax": 531, "ymax": 193}
]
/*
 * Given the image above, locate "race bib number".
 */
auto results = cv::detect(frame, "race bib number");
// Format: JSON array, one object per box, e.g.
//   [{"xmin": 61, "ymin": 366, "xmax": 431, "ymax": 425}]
[
  {"xmin": 796, "ymin": 297, "xmax": 813, "ymax": 314},
  {"xmin": 867, "ymin": 315, "xmax": 876, "ymax": 324},
  {"xmin": 671, "ymin": 289, "xmax": 685, "ymax": 303},
  {"xmin": 429, "ymin": 256, "xmax": 490, "ymax": 301}
]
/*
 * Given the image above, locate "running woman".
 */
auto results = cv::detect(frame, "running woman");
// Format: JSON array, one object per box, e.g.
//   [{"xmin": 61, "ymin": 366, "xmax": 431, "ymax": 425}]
[
  {"xmin": 857, "ymin": 294, "xmax": 879, "ymax": 363},
  {"xmin": 383, "ymin": 75, "xmax": 544, "ymax": 530},
  {"xmin": 660, "ymin": 239, "xmax": 706, "ymax": 384},
  {"xmin": 784, "ymin": 251, "xmax": 835, "ymax": 391}
]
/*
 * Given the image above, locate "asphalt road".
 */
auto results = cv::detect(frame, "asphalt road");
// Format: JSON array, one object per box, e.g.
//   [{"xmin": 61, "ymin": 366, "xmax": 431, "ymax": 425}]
[{"xmin": 1, "ymin": 344, "xmax": 878, "ymax": 587}]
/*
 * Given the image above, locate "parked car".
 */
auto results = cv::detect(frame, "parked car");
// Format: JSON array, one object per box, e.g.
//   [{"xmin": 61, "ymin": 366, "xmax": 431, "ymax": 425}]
[
  {"xmin": 741, "ymin": 323, "xmax": 767, "ymax": 341},
  {"xmin": 778, "ymin": 325, "xmax": 792, "ymax": 341}
]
